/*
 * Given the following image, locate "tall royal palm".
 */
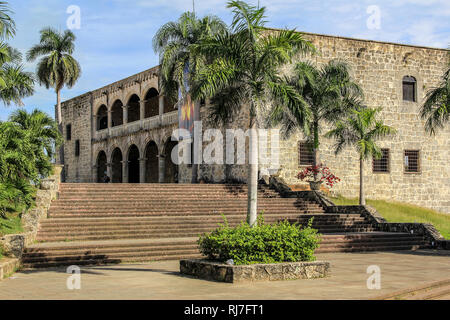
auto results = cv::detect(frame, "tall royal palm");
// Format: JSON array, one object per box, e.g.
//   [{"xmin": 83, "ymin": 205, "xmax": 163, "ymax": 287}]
[
  {"xmin": 420, "ymin": 54, "xmax": 449, "ymax": 135},
  {"xmin": 26, "ymin": 28, "xmax": 81, "ymax": 125},
  {"xmin": 268, "ymin": 60, "xmax": 362, "ymax": 179},
  {"xmin": 153, "ymin": 12, "xmax": 227, "ymax": 183},
  {"xmin": 192, "ymin": 1, "xmax": 314, "ymax": 226},
  {"xmin": 153, "ymin": 11, "xmax": 227, "ymax": 100},
  {"xmin": 325, "ymin": 108, "xmax": 396, "ymax": 205}
]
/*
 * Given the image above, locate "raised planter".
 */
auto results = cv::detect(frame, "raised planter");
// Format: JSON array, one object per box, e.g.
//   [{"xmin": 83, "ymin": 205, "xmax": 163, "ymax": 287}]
[{"xmin": 180, "ymin": 259, "xmax": 330, "ymax": 283}]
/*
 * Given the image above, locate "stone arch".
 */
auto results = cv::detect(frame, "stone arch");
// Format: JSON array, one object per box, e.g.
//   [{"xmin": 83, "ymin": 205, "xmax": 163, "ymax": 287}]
[
  {"xmin": 111, "ymin": 147, "xmax": 123, "ymax": 183},
  {"xmin": 96, "ymin": 105, "xmax": 108, "ymax": 131},
  {"xmin": 96, "ymin": 151, "xmax": 108, "ymax": 182},
  {"xmin": 163, "ymin": 95, "xmax": 176, "ymax": 114},
  {"xmin": 127, "ymin": 94, "xmax": 141, "ymax": 123},
  {"xmin": 144, "ymin": 88, "xmax": 159, "ymax": 118},
  {"xmin": 144, "ymin": 141, "xmax": 159, "ymax": 183},
  {"xmin": 127, "ymin": 144, "xmax": 140, "ymax": 183},
  {"xmin": 163, "ymin": 138, "xmax": 178, "ymax": 183},
  {"xmin": 111, "ymin": 99, "xmax": 123, "ymax": 127}
]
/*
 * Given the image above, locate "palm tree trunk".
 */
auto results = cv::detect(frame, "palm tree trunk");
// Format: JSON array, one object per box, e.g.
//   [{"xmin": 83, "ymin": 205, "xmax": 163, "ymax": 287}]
[
  {"xmin": 56, "ymin": 89, "xmax": 62, "ymax": 125},
  {"xmin": 56, "ymin": 89, "xmax": 64, "ymax": 182},
  {"xmin": 359, "ymin": 157, "xmax": 365, "ymax": 205},
  {"xmin": 313, "ymin": 121, "xmax": 319, "ymax": 181},
  {"xmin": 247, "ymin": 117, "xmax": 258, "ymax": 227}
]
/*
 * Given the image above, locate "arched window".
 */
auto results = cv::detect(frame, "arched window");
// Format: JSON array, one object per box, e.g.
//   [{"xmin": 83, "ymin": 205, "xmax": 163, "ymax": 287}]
[
  {"xmin": 144, "ymin": 88, "xmax": 159, "ymax": 118},
  {"xmin": 127, "ymin": 94, "xmax": 140, "ymax": 123},
  {"xmin": 96, "ymin": 105, "xmax": 108, "ymax": 131},
  {"xmin": 111, "ymin": 100, "xmax": 123, "ymax": 127},
  {"xmin": 402, "ymin": 76, "xmax": 416, "ymax": 102}
]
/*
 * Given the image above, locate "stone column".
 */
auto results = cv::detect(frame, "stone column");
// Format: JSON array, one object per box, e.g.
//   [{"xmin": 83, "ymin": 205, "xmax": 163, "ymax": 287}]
[
  {"xmin": 122, "ymin": 160, "xmax": 128, "ymax": 183},
  {"xmin": 158, "ymin": 155, "xmax": 165, "ymax": 183},
  {"xmin": 140, "ymin": 100, "xmax": 146, "ymax": 120},
  {"xmin": 139, "ymin": 158, "xmax": 146, "ymax": 183},
  {"xmin": 106, "ymin": 162, "xmax": 112, "ymax": 183},
  {"xmin": 122, "ymin": 105, "xmax": 128, "ymax": 125},
  {"xmin": 139, "ymin": 100, "xmax": 146, "ymax": 128},
  {"xmin": 93, "ymin": 164, "xmax": 98, "ymax": 183},
  {"xmin": 158, "ymin": 95, "xmax": 164, "ymax": 126},
  {"xmin": 107, "ymin": 110, "xmax": 112, "ymax": 135}
]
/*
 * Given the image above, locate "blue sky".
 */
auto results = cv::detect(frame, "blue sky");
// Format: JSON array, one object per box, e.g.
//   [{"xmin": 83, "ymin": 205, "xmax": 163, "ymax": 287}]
[{"xmin": 1, "ymin": 0, "xmax": 449, "ymax": 120}]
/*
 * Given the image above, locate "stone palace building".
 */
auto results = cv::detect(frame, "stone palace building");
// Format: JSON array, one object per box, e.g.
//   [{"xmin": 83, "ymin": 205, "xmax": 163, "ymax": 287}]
[{"xmin": 58, "ymin": 31, "xmax": 450, "ymax": 214}]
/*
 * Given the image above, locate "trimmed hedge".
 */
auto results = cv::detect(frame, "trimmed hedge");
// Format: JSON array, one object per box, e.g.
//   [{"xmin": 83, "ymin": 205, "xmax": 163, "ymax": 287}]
[{"xmin": 198, "ymin": 216, "xmax": 321, "ymax": 265}]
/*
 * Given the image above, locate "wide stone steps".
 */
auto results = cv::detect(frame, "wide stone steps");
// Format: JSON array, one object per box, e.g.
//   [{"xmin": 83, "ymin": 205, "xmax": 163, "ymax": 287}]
[
  {"xmin": 36, "ymin": 228, "xmax": 379, "ymax": 242},
  {"xmin": 22, "ymin": 233, "xmax": 430, "ymax": 269},
  {"xmin": 22, "ymin": 183, "xmax": 432, "ymax": 268}
]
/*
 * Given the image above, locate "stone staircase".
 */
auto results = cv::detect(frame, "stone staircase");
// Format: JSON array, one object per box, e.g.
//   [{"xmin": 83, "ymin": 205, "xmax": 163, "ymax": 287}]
[{"xmin": 21, "ymin": 183, "xmax": 430, "ymax": 268}]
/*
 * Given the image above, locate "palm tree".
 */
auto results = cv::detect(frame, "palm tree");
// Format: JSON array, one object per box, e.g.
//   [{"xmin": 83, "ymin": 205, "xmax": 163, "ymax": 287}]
[
  {"xmin": 9, "ymin": 109, "xmax": 62, "ymax": 177},
  {"xmin": 0, "ymin": 1, "xmax": 15, "ymax": 40},
  {"xmin": 153, "ymin": 11, "xmax": 227, "ymax": 101},
  {"xmin": 325, "ymin": 108, "xmax": 396, "ymax": 205},
  {"xmin": 26, "ymin": 28, "xmax": 81, "ymax": 125},
  {"xmin": 153, "ymin": 11, "xmax": 227, "ymax": 183},
  {"xmin": 420, "ymin": 54, "xmax": 449, "ymax": 135},
  {"xmin": 0, "ymin": 44, "xmax": 34, "ymax": 106},
  {"xmin": 0, "ymin": 3, "xmax": 34, "ymax": 106},
  {"xmin": 192, "ymin": 0, "xmax": 315, "ymax": 226},
  {"xmin": 267, "ymin": 60, "xmax": 362, "ymax": 179},
  {"xmin": 0, "ymin": 109, "xmax": 61, "ymax": 218}
]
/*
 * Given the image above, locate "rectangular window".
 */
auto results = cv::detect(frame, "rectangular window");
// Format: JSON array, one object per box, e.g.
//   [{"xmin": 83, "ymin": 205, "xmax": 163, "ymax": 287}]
[
  {"xmin": 373, "ymin": 149, "xmax": 390, "ymax": 173},
  {"xmin": 66, "ymin": 124, "xmax": 72, "ymax": 141},
  {"xmin": 298, "ymin": 142, "xmax": 314, "ymax": 166},
  {"xmin": 403, "ymin": 83, "xmax": 415, "ymax": 101},
  {"xmin": 75, "ymin": 140, "xmax": 80, "ymax": 157},
  {"xmin": 404, "ymin": 150, "xmax": 420, "ymax": 173}
]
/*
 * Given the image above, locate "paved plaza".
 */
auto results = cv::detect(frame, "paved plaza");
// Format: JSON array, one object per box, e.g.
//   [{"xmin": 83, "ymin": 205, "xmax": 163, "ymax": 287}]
[{"xmin": 1, "ymin": 250, "xmax": 449, "ymax": 300}]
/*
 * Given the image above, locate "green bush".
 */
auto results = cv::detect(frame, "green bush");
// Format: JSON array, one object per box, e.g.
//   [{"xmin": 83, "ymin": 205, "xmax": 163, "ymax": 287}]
[{"xmin": 198, "ymin": 215, "xmax": 321, "ymax": 265}]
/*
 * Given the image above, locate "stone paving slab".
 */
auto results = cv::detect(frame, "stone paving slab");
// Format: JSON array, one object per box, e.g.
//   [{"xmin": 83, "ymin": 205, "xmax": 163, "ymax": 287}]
[{"xmin": 0, "ymin": 250, "xmax": 448, "ymax": 300}]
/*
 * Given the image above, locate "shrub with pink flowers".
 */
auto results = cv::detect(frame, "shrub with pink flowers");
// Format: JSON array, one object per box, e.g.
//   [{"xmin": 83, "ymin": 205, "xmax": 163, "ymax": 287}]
[{"xmin": 297, "ymin": 164, "xmax": 341, "ymax": 188}]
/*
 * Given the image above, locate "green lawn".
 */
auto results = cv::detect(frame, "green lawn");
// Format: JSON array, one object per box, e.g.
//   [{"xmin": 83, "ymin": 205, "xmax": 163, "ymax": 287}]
[
  {"xmin": 0, "ymin": 212, "xmax": 23, "ymax": 237},
  {"xmin": 330, "ymin": 196, "xmax": 450, "ymax": 239}
]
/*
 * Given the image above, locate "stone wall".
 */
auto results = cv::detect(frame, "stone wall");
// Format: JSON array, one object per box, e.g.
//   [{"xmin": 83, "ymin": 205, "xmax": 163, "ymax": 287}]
[
  {"xmin": 0, "ymin": 166, "xmax": 62, "ymax": 258},
  {"xmin": 59, "ymin": 31, "xmax": 449, "ymax": 213},
  {"xmin": 274, "ymin": 32, "xmax": 450, "ymax": 214}
]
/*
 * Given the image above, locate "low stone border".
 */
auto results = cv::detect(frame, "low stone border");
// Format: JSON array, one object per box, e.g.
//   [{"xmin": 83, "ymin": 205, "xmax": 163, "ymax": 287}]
[
  {"xmin": 0, "ymin": 258, "xmax": 20, "ymax": 280},
  {"xmin": 268, "ymin": 175, "xmax": 448, "ymax": 250},
  {"xmin": 180, "ymin": 259, "xmax": 330, "ymax": 283},
  {"xmin": 0, "ymin": 165, "xmax": 63, "ymax": 259}
]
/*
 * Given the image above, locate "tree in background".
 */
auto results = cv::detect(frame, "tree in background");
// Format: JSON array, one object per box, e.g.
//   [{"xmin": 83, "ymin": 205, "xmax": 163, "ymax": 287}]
[
  {"xmin": 153, "ymin": 11, "xmax": 227, "ymax": 183},
  {"xmin": 27, "ymin": 28, "xmax": 81, "ymax": 125},
  {"xmin": 325, "ymin": 108, "xmax": 396, "ymax": 205},
  {"xmin": 267, "ymin": 59, "xmax": 362, "ymax": 180},
  {"xmin": 0, "ymin": 110, "xmax": 61, "ymax": 218},
  {"xmin": 192, "ymin": 0, "xmax": 314, "ymax": 226},
  {"xmin": 0, "ymin": 2, "xmax": 34, "ymax": 106}
]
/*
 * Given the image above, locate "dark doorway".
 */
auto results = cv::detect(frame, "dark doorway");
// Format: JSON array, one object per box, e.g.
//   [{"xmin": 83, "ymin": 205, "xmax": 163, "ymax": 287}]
[
  {"xmin": 96, "ymin": 151, "xmax": 107, "ymax": 182},
  {"xmin": 145, "ymin": 141, "xmax": 159, "ymax": 183},
  {"xmin": 111, "ymin": 148, "xmax": 123, "ymax": 183},
  {"xmin": 164, "ymin": 140, "xmax": 178, "ymax": 183},
  {"xmin": 128, "ymin": 145, "xmax": 140, "ymax": 183}
]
